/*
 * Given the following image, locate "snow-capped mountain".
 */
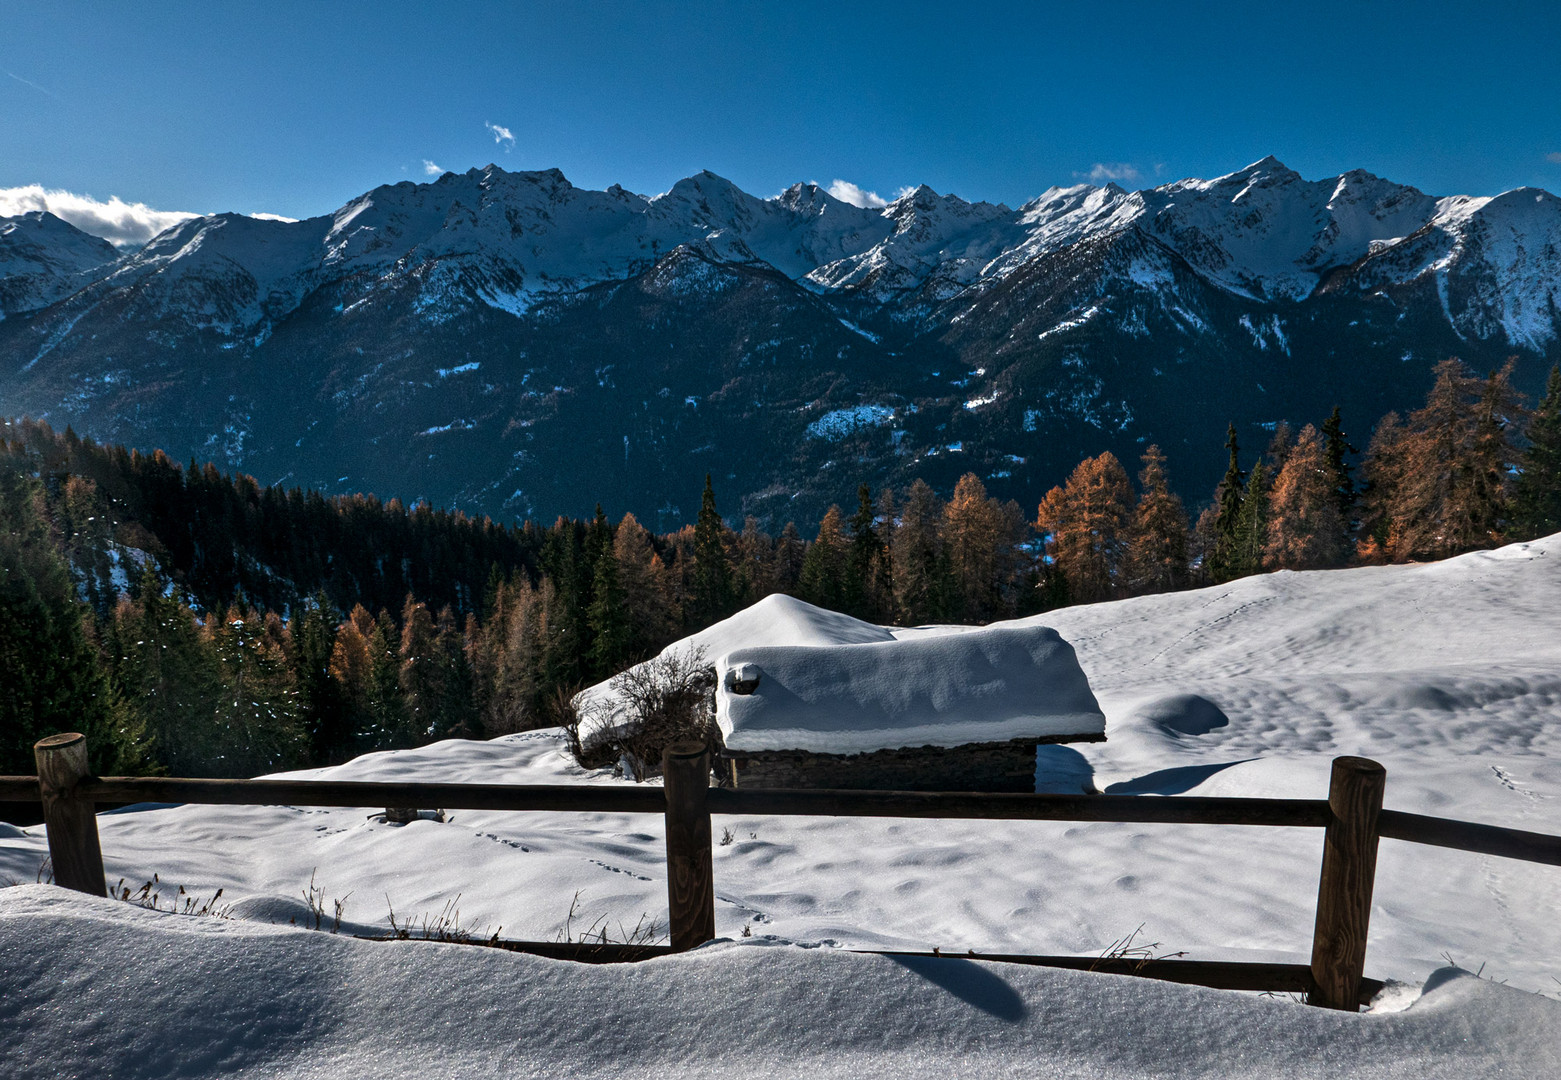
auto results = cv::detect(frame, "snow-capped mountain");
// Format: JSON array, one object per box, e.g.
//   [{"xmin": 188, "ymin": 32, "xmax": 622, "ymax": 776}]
[
  {"xmin": 0, "ymin": 158, "xmax": 1556, "ymax": 525},
  {"xmin": 0, "ymin": 212, "xmax": 120, "ymax": 319}
]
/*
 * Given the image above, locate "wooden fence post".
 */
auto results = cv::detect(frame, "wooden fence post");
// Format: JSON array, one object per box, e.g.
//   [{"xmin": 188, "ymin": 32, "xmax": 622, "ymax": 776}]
[
  {"xmin": 663, "ymin": 741, "xmax": 715, "ymax": 952},
  {"xmin": 1308, "ymin": 756, "xmax": 1386, "ymax": 1010},
  {"xmin": 34, "ymin": 733, "xmax": 107, "ymax": 898}
]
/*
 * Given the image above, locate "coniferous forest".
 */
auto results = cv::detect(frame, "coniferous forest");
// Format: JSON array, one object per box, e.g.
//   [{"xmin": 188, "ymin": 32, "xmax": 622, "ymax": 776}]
[{"xmin": 2, "ymin": 357, "xmax": 1558, "ymax": 778}]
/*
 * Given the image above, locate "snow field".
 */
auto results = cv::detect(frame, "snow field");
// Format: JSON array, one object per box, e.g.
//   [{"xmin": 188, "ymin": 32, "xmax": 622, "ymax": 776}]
[{"xmin": 2, "ymin": 535, "xmax": 1561, "ymax": 1077}]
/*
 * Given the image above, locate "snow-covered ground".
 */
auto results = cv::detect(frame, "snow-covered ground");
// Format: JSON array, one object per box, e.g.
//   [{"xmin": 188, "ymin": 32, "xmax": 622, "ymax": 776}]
[
  {"xmin": 4, "ymin": 535, "xmax": 1561, "ymax": 1076},
  {"xmin": 3, "ymin": 884, "xmax": 1557, "ymax": 1080}
]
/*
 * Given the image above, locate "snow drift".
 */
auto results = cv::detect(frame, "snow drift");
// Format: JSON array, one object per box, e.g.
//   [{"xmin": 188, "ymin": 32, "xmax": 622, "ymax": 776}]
[{"xmin": 2, "ymin": 884, "xmax": 1558, "ymax": 1080}]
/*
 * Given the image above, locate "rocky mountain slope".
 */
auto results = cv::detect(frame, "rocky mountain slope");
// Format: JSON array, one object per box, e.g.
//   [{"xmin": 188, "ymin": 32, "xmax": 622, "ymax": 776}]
[{"xmin": 1, "ymin": 158, "xmax": 1556, "ymax": 527}]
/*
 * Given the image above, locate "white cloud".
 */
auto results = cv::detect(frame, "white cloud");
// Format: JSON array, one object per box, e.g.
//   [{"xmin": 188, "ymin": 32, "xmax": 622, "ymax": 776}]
[
  {"xmin": 1075, "ymin": 162, "xmax": 1144, "ymax": 185},
  {"xmin": 0, "ymin": 184, "xmax": 200, "ymax": 248},
  {"xmin": 826, "ymin": 179, "xmax": 889, "ymax": 208},
  {"xmin": 423, "ymin": 159, "xmax": 444, "ymax": 176},
  {"xmin": 1547, "ymin": 152, "xmax": 1561, "ymax": 165},
  {"xmin": 485, "ymin": 122, "xmax": 515, "ymax": 151},
  {"xmin": 247, "ymin": 212, "xmax": 298, "ymax": 223}
]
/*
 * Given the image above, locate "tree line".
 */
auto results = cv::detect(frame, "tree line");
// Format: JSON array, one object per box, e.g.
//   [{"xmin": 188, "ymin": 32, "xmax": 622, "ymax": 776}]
[{"xmin": 1, "ymin": 357, "xmax": 1556, "ymax": 777}]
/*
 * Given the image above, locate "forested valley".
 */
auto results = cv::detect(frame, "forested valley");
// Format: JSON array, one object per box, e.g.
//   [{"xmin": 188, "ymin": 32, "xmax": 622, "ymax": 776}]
[{"xmin": 2, "ymin": 358, "xmax": 1557, "ymax": 778}]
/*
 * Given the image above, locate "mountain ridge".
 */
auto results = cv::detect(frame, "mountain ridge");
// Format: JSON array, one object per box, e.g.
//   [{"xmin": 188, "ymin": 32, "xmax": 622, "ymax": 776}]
[{"xmin": 1, "ymin": 157, "xmax": 1557, "ymax": 527}]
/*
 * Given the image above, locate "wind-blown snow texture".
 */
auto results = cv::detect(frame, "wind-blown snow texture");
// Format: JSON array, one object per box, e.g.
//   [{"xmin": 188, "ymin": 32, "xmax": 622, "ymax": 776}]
[
  {"xmin": 1, "ymin": 158, "xmax": 1557, "ymax": 525},
  {"xmin": 2, "ymin": 884, "xmax": 1558, "ymax": 1080}
]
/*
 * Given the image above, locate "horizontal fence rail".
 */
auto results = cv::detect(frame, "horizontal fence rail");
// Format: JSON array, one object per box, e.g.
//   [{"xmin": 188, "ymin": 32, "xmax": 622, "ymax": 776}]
[
  {"xmin": 707, "ymin": 788, "xmax": 1332, "ymax": 827},
  {"xmin": 1377, "ymin": 809, "xmax": 1561, "ymax": 866},
  {"xmin": 3, "ymin": 735, "xmax": 1558, "ymax": 1013}
]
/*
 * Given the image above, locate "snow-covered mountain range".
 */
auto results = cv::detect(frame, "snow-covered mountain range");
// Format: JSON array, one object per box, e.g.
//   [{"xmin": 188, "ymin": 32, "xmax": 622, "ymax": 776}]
[{"xmin": 1, "ymin": 158, "xmax": 1557, "ymax": 524}]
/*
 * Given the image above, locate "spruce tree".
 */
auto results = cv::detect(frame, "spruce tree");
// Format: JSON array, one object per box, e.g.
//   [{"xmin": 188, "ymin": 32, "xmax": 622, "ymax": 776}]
[
  {"xmin": 690, "ymin": 475, "xmax": 735, "ymax": 626},
  {"xmin": 1208, "ymin": 423, "xmax": 1246, "ymax": 583},
  {"xmin": 844, "ymin": 484, "xmax": 883, "ymax": 620},
  {"xmin": 0, "ymin": 465, "xmax": 147, "ymax": 775},
  {"xmin": 1321, "ymin": 406, "xmax": 1358, "ymax": 525},
  {"xmin": 111, "ymin": 564, "xmax": 219, "ymax": 774},
  {"xmin": 891, "ymin": 480, "xmax": 947, "ymax": 624},
  {"xmin": 398, "ymin": 596, "xmax": 442, "ymax": 743},
  {"xmin": 205, "ymin": 601, "xmax": 302, "ymax": 775},
  {"xmin": 772, "ymin": 521, "xmax": 807, "ymax": 596},
  {"xmin": 1229, "ymin": 462, "xmax": 1270, "ymax": 578},
  {"xmin": 294, "ymin": 591, "xmax": 349, "ymax": 764},
  {"xmin": 587, "ymin": 531, "xmax": 633, "ymax": 678},
  {"xmin": 1512, "ymin": 364, "xmax": 1561, "ymax": 539}
]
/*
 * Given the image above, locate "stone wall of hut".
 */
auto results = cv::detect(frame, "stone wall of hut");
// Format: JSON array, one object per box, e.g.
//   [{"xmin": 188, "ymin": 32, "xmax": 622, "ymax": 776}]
[{"xmin": 720, "ymin": 734, "xmax": 1104, "ymax": 793}]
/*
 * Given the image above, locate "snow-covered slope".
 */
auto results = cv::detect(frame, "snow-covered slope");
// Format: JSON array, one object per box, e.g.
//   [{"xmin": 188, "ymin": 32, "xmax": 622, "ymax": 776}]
[
  {"xmin": 0, "ymin": 211, "xmax": 119, "ymax": 317},
  {"xmin": 4, "ymin": 535, "xmax": 1559, "ymax": 1014},
  {"xmin": 3, "ymin": 884, "xmax": 1557, "ymax": 1080}
]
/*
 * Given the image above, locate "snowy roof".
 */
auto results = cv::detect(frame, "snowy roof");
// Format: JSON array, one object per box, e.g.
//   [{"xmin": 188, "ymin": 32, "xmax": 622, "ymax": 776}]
[
  {"xmin": 716, "ymin": 623, "xmax": 1105, "ymax": 754},
  {"xmin": 574, "ymin": 594, "xmax": 1103, "ymax": 755}
]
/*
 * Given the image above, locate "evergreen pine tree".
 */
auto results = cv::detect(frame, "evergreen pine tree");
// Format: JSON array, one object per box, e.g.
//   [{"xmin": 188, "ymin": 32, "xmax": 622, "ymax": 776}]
[
  {"xmin": 1512, "ymin": 364, "xmax": 1561, "ymax": 539},
  {"xmin": 367, "ymin": 609, "xmax": 410, "ymax": 749},
  {"xmin": 398, "ymin": 596, "xmax": 442, "ymax": 742},
  {"xmin": 204, "ymin": 601, "xmax": 303, "ymax": 775},
  {"xmin": 110, "ymin": 564, "xmax": 219, "ymax": 774},
  {"xmin": 690, "ymin": 475, "xmax": 735, "ymax": 626},
  {"xmin": 430, "ymin": 604, "xmax": 478, "ymax": 738},
  {"xmin": 294, "ymin": 591, "xmax": 349, "ymax": 764}
]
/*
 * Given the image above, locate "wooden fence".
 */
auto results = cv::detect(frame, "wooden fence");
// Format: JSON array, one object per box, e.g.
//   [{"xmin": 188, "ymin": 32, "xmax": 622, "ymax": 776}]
[{"xmin": 4, "ymin": 733, "xmax": 1559, "ymax": 1011}]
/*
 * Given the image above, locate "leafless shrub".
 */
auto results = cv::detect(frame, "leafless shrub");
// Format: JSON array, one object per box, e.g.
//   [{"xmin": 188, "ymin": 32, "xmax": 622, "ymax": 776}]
[{"xmin": 606, "ymin": 646, "xmax": 718, "ymax": 780}]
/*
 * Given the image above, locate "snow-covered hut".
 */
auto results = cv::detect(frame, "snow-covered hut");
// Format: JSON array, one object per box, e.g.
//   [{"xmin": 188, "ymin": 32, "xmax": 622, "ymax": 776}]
[
  {"xmin": 575, "ymin": 594, "xmax": 1104, "ymax": 791},
  {"xmin": 714, "ymin": 621, "xmax": 1105, "ymax": 791}
]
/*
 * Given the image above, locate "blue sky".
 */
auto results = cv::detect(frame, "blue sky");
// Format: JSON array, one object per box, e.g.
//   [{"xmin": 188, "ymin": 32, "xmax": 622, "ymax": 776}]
[{"xmin": 4, "ymin": 0, "xmax": 1560, "ymax": 228}]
